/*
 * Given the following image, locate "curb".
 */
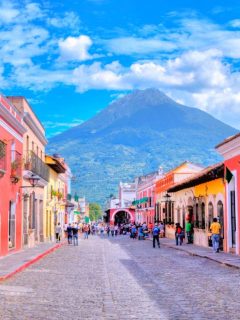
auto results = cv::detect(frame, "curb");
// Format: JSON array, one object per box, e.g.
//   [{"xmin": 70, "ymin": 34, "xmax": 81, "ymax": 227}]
[
  {"xmin": 148, "ymin": 238, "xmax": 240, "ymax": 270},
  {"xmin": 0, "ymin": 242, "xmax": 65, "ymax": 282}
]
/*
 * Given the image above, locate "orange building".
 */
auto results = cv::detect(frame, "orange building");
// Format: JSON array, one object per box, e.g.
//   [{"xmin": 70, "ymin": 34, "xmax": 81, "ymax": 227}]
[{"xmin": 155, "ymin": 162, "xmax": 203, "ymax": 239}]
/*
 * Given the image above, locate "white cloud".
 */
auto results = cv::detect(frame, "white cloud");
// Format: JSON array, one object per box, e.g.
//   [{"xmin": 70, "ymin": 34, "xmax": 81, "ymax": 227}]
[
  {"xmin": 0, "ymin": 1, "xmax": 19, "ymax": 23},
  {"xmin": 105, "ymin": 18, "xmax": 240, "ymax": 59},
  {"xmin": 229, "ymin": 19, "xmax": 240, "ymax": 28},
  {"xmin": 70, "ymin": 50, "xmax": 240, "ymax": 128},
  {"xmin": 105, "ymin": 37, "xmax": 176, "ymax": 55},
  {"xmin": 59, "ymin": 35, "xmax": 93, "ymax": 61},
  {"xmin": 47, "ymin": 11, "xmax": 81, "ymax": 32}
]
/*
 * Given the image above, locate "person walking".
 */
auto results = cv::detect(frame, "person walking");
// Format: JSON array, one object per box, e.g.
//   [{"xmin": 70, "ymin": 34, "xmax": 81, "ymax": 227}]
[
  {"xmin": 110, "ymin": 225, "xmax": 115, "ymax": 237},
  {"xmin": 114, "ymin": 225, "xmax": 118, "ymax": 236},
  {"xmin": 55, "ymin": 222, "xmax": 62, "ymax": 243},
  {"xmin": 186, "ymin": 220, "xmax": 193, "ymax": 244},
  {"xmin": 106, "ymin": 225, "xmax": 110, "ymax": 237},
  {"xmin": 83, "ymin": 224, "xmax": 90, "ymax": 239},
  {"xmin": 130, "ymin": 225, "xmax": 137, "ymax": 239},
  {"xmin": 159, "ymin": 221, "xmax": 165, "ymax": 238},
  {"xmin": 175, "ymin": 223, "xmax": 184, "ymax": 246},
  {"xmin": 210, "ymin": 218, "xmax": 221, "ymax": 253},
  {"xmin": 100, "ymin": 225, "xmax": 105, "ymax": 237},
  {"xmin": 152, "ymin": 223, "xmax": 160, "ymax": 248},
  {"xmin": 72, "ymin": 223, "xmax": 79, "ymax": 246},
  {"xmin": 67, "ymin": 223, "xmax": 73, "ymax": 245}
]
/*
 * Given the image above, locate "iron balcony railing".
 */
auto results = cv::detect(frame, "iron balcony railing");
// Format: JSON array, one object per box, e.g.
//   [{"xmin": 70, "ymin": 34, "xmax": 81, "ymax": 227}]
[
  {"xmin": 24, "ymin": 151, "xmax": 49, "ymax": 182},
  {"xmin": 0, "ymin": 140, "xmax": 7, "ymax": 174}
]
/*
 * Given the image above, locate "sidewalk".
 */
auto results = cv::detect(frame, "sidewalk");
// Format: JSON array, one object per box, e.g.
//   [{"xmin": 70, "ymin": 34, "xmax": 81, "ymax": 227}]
[
  {"xmin": 0, "ymin": 241, "xmax": 65, "ymax": 281},
  {"xmin": 158, "ymin": 237, "xmax": 240, "ymax": 269}
]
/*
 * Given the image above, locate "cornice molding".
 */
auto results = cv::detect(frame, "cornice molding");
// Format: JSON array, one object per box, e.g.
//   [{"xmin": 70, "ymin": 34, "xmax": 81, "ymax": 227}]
[
  {"xmin": 0, "ymin": 103, "xmax": 26, "ymax": 136},
  {"xmin": 24, "ymin": 112, "xmax": 48, "ymax": 146},
  {"xmin": 216, "ymin": 136, "xmax": 240, "ymax": 160}
]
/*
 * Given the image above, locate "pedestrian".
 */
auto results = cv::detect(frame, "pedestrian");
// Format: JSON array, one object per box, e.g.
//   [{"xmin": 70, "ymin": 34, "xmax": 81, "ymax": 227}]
[
  {"xmin": 186, "ymin": 220, "xmax": 193, "ymax": 244},
  {"xmin": 130, "ymin": 225, "xmax": 137, "ymax": 239},
  {"xmin": 67, "ymin": 223, "xmax": 73, "ymax": 245},
  {"xmin": 110, "ymin": 225, "xmax": 115, "ymax": 237},
  {"xmin": 106, "ymin": 225, "xmax": 110, "ymax": 237},
  {"xmin": 210, "ymin": 218, "xmax": 221, "ymax": 253},
  {"xmin": 159, "ymin": 221, "xmax": 165, "ymax": 238},
  {"xmin": 138, "ymin": 225, "xmax": 144, "ymax": 240},
  {"xmin": 91, "ymin": 224, "xmax": 95, "ymax": 235},
  {"xmin": 175, "ymin": 223, "xmax": 184, "ymax": 246},
  {"xmin": 55, "ymin": 222, "xmax": 62, "ymax": 243},
  {"xmin": 152, "ymin": 223, "xmax": 160, "ymax": 248},
  {"xmin": 114, "ymin": 225, "xmax": 118, "ymax": 236},
  {"xmin": 83, "ymin": 224, "xmax": 90, "ymax": 239},
  {"xmin": 72, "ymin": 223, "xmax": 79, "ymax": 246},
  {"xmin": 100, "ymin": 225, "xmax": 105, "ymax": 237}
]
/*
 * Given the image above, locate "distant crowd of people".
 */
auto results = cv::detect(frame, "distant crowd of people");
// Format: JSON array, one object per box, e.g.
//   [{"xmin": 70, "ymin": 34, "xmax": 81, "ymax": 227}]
[{"xmin": 55, "ymin": 217, "xmax": 222, "ymax": 253}]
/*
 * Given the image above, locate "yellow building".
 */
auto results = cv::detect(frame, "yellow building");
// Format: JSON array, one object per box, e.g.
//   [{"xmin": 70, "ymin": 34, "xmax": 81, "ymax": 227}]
[
  {"xmin": 167, "ymin": 163, "xmax": 225, "ymax": 249},
  {"xmin": 45, "ymin": 155, "xmax": 67, "ymax": 241}
]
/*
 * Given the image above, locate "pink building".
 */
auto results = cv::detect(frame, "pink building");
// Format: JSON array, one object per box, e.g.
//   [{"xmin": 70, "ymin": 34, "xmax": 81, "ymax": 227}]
[
  {"xmin": 216, "ymin": 133, "xmax": 240, "ymax": 254},
  {"xmin": 134, "ymin": 169, "xmax": 163, "ymax": 227},
  {"xmin": 0, "ymin": 95, "xmax": 26, "ymax": 256}
]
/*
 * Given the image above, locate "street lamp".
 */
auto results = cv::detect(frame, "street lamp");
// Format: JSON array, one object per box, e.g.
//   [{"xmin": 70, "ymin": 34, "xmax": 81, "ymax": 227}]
[
  {"xmin": 29, "ymin": 174, "xmax": 40, "ymax": 187},
  {"xmin": 28, "ymin": 174, "xmax": 40, "ymax": 230},
  {"xmin": 163, "ymin": 193, "xmax": 172, "ymax": 224}
]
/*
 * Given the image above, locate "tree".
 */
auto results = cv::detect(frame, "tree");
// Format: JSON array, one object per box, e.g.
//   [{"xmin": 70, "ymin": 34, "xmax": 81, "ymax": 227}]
[{"xmin": 89, "ymin": 203, "xmax": 102, "ymax": 222}]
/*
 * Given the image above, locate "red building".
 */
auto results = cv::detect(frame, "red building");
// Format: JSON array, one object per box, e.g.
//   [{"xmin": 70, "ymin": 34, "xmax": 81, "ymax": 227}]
[
  {"xmin": 216, "ymin": 133, "xmax": 240, "ymax": 254},
  {"xmin": 0, "ymin": 95, "xmax": 26, "ymax": 256}
]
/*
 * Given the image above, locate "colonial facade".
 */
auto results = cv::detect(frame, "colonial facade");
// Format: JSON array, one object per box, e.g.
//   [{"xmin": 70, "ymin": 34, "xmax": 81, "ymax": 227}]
[
  {"xmin": 134, "ymin": 169, "xmax": 163, "ymax": 226},
  {"xmin": 216, "ymin": 133, "xmax": 240, "ymax": 254},
  {"xmin": 0, "ymin": 95, "xmax": 26, "ymax": 256},
  {"xmin": 7, "ymin": 96, "xmax": 49, "ymax": 247},
  {"xmin": 104, "ymin": 182, "xmax": 136, "ymax": 225},
  {"xmin": 167, "ymin": 163, "xmax": 225, "ymax": 248},
  {"xmin": 45, "ymin": 155, "xmax": 67, "ymax": 241},
  {"xmin": 155, "ymin": 162, "xmax": 203, "ymax": 238}
]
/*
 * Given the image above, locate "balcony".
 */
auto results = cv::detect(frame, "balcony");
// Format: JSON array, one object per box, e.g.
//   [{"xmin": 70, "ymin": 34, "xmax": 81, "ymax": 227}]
[
  {"xmin": 0, "ymin": 141, "xmax": 7, "ymax": 176},
  {"xmin": 24, "ymin": 151, "xmax": 49, "ymax": 182},
  {"xmin": 10, "ymin": 150, "xmax": 22, "ymax": 184}
]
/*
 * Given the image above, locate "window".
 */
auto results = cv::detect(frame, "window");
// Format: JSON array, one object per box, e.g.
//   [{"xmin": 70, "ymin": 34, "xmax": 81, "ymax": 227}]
[
  {"xmin": 200, "ymin": 202, "xmax": 205, "ymax": 229},
  {"xmin": 26, "ymin": 135, "xmax": 29, "ymax": 153},
  {"xmin": 217, "ymin": 200, "xmax": 224, "ymax": 238},
  {"xmin": 8, "ymin": 201, "xmax": 16, "ymax": 248},
  {"xmin": 0, "ymin": 140, "xmax": 7, "ymax": 172},
  {"xmin": 11, "ymin": 141, "xmax": 15, "ymax": 162},
  {"xmin": 208, "ymin": 202, "xmax": 213, "ymax": 229},
  {"xmin": 177, "ymin": 207, "xmax": 180, "ymax": 223},
  {"xmin": 194, "ymin": 203, "xmax": 199, "ymax": 228}
]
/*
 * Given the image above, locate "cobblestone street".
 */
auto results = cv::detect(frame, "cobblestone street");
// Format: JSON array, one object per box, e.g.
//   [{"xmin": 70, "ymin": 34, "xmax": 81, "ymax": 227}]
[{"xmin": 0, "ymin": 235, "xmax": 240, "ymax": 320}]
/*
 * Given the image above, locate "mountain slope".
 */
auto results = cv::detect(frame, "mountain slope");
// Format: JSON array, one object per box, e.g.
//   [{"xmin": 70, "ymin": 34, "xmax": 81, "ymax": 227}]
[{"xmin": 48, "ymin": 89, "xmax": 237, "ymax": 204}]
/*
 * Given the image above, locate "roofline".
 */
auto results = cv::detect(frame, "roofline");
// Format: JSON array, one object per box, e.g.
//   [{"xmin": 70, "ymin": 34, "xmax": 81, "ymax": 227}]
[
  {"xmin": 7, "ymin": 96, "xmax": 45, "ymax": 131},
  {"xmin": 215, "ymin": 132, "xmax": 240, "ymax": 149},
  {"xmin": 167, "ymin": 162, "xmax": 224, "ymax": 192}
]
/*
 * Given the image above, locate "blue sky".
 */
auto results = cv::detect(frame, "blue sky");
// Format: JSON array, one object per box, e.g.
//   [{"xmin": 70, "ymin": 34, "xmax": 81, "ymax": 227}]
[{"xmin": 1, "ymin": 0, "xmax": 240, "ymax": 137}]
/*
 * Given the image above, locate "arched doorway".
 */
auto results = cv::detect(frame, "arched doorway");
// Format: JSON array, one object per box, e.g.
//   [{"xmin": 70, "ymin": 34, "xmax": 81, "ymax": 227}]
[{"xmin": 114, "ymin": 210, "xmax": 131, "ymax": 225}]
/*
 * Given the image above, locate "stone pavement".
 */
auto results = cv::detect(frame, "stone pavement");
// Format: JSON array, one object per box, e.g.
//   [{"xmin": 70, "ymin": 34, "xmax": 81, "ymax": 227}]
[
  {"xmin": 0, "ymin": 241, "xmax": 63, "ymax": 280},
  {"xmin": 156, "ymin": 237, "xmax": 240, "ymax": 269},
  {"xmin": 0, "ymin": 235, "xmax": 240, "ymax": 320}
]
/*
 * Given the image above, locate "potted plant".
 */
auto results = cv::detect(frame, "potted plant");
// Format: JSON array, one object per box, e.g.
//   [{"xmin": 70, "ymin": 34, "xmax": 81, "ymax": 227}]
[{"xmin": 11, "ymin": 160, "xmax": 19, "ymax": 176}]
